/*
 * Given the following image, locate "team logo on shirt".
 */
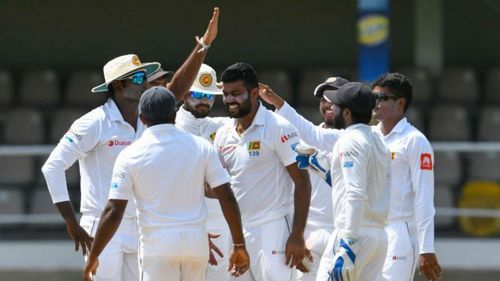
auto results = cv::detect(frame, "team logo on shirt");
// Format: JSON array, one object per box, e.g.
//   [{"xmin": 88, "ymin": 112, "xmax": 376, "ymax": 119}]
[
  {"xmin": 107, "ymin": 140, "xmax": 132, "ymax": 147},
  {"xmin": 280, "ymin": 132, "xmax": 298, "ymax": 143},
  {"xmin": 209, "ymin": 131, "xmax": 216, "ymax": 142},
  {"xmin": 248, "ymin": 141, "xmax": 260, "ymax": 157},
  {"xmin": 420, "ymin": 153, "xmax": 433, "ymax": 170}
]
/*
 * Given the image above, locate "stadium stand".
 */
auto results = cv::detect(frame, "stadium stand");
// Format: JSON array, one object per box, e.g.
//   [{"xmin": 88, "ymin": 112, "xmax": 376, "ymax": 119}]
[
  {"xmin": 258, "ymin": 69, "xmax": 293, "ymax": 102},
  {"xmin": 30, "ymin": 188, "xmax": 58, "ymax": 214},
  {"xmin": 19, "ymin": 70, "xmax": 60, "ymax": 108},
  {"xmin": 298, "ymin": 68, "xmax": 338, "ymax": 105},
  {"xmin": 0, "ymin": 189, "xmax": 24, "ymax": 214},
  {"xmin": 405, "ymin": 106, "xmax": 425, "ymax": 132},
  {"xmin": 428, "ymin": 104, "xmax": 471, "ymax": 141},
  {"xmin": 438, "ymin": 67, "xmax": 479, "ymax": 104},
  {"xmin": 296, "ymin": 105, "xmax": 323, "ymax": 125},
  {"xmin": 65, "ymin": 70, "xmax": 107, "ymax": 108},
  {"xmin": 434, "ymin": 151, "xmax": 462, "ymax": 186},
  {"xmin": 0, "ymin": 70, "xmax": 13, "ymax": 107},
  {"xmin": 477, "ymin": 106, "xmax": 500, "ymax": 141},
  {"xmin": 434, "ymin": 184, "xmax": 456, "ymax": 229},
  {"xmin": 397, "ymin": 67, "xmax": 434, "ymax": 105},
  {"xmin": 484, "ymin": 67, "xmax": 500, "ymax": 104}
]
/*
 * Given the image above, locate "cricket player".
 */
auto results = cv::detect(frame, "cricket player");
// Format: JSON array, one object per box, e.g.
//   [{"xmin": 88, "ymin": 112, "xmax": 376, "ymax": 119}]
[
  {"xmin": 372, "ymin": 73, "xmax": 443, "ymax": 281},
  {"xmin": 315, "ymin": 82, "xmax": 391, "ymax": 281},
  {"xmin": 214, "ymin": 62, "xmax": 312, "ymax": 281},
  {"xmin": 258, "ymin": 77, "xmax": 349, "ymax": 281},
  {"xmin": 41, "ymin": 7, "xmax": 220, "ymax": 281},
  {"xmin": 83, "ymin": 87, "xmax": 250, "ymax": 281},
  {"xmin": 147, "ymin": 67, "xmax": 174, "ymax": 87},
  {"xmin": 172, "ymin": 63, "xmax": 234, "ymax": 281}
]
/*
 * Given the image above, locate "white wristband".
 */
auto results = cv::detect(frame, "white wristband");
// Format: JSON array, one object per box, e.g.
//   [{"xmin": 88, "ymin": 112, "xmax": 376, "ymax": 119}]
[{"xmin": 195, "ymin": 36, "xmax": 211, "ymax": 53}]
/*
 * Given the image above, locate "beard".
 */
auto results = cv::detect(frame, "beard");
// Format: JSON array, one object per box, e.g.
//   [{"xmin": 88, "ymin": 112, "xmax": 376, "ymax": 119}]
[
  {"xmin": 184, "ymin": 103, "xmax": 211, "ymax": 118},
  {"xmin": 323, "ymin": 118, "xmax": 336, "ymax": 128},
  {"xmin": 333, "ymin": 109, "xmax": 346, "ymax": 130},
  {"xmin": 225, "ymin": 96, "xmax": 252, "ymax": 118}
]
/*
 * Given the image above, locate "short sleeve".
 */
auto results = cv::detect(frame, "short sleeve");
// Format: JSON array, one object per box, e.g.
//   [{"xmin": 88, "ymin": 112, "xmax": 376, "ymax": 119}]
[
  {"xmin": 274, "ymin": 119, "xmax": 300, "ymax": 167},
  {"xmin": 108, "ymin": 153, "xmax": 134, "ymax": 201}
]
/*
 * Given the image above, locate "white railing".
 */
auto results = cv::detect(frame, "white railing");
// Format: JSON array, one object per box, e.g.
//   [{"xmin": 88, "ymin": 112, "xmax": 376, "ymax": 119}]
[{"xmin": 1, "ymin": 142, "xmax": 500, "ymax": 224}]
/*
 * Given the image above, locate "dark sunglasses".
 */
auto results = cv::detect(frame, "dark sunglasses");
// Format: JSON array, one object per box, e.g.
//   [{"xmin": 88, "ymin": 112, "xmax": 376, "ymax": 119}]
[
  {"xmin": 121, "ymin": 71, "xmax": 146, "ymax": 85},
  {"xmin": 190, "ymin": 91, "xmax": 214, "ymax": 100},
  {"xmin": 374, "ymin": 92, "xmax": 398, "ymax": 101}
]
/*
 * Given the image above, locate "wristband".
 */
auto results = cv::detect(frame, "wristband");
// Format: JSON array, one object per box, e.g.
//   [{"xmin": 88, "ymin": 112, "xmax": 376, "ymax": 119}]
[
  {"xmin": 233, "ymin": 243, "xmax": 245, "ymax": 247},
  {"xmin": 195, "ymin": 36, "xmax": 211, "ymax": 53}
]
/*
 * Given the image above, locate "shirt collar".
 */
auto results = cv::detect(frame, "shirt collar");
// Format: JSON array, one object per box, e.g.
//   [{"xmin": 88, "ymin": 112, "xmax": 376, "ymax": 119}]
[
  {"xmin": 345, "ymin": 123, "xmax": 370, "ymax": 132},
  {"xmin": 177, "ymin": 106, "xmax": 198, "ymax": 123},
  {"xmin": 391, "ymin": 117, "xmax": 409, "ymax": 134},
  {"xmin": 104, "ymin": 98, "xmax": 125, "ymax": 122},
  {"xmin": 143, "ymin": 123, "xmax": 177, "ymax": 136}
]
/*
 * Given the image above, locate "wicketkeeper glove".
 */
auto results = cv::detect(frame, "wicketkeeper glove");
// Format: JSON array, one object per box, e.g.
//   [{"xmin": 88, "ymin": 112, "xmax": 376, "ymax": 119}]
[
  {"xmin": 330, "ymin": 238, "xmax": 358, "ymax": 281},
  {"xmin": 294, "ymin": 144, "xmax": 332, "ymax": 186}
]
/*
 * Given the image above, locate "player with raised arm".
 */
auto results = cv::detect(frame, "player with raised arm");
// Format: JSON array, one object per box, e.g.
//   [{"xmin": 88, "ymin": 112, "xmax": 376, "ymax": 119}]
[
  {"xmin": 314, "ymin": 82, "xmax": 391, "ymax": 281},
  {"xmin": 41, "ymin": 7, "xmax": 220, "ymax": 281}
]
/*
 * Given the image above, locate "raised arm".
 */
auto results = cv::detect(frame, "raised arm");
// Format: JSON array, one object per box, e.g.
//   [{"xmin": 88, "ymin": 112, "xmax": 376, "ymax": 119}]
[
  {"xmin": 167, "ymin": 7, "xmax": 219, "ymax": 101},
  {"xmin": 259, "ymin": 83, "xmax": 340, "ymax": 151}
]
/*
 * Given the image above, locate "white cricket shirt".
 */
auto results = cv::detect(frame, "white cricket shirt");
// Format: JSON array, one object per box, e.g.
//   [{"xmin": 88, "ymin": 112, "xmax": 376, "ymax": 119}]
[
  {"xmin": 373, "ymin": 118, "xmax": 436, "ymax": 254},
  {"xmin": 214, "ymin": 103, "xmax": 299, "ymax": 227},
  {"xmin": 108, "ymin": 124, "xmax": 231, "ymax": 232},
  {"xmin": 176, "ymin": 106, "xmax": 232, "ymax": 230},
  {"xmin": 42, "ymin": 98, "xmax": 142, "ymax": 218},
  {"xmin": 330, "ymin": 123, "xmax": 391, "ymax": 239},
  {"xmin": 276, "ymin": 102, "xmax": 342, "ymax": 228}
]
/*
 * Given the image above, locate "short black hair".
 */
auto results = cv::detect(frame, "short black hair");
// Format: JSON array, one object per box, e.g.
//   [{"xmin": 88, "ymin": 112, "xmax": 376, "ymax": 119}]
[
  {"xmin": 371, "ymin": 73, "xmax": 413, "ymax": 113},
  {"xmin": 221, "ymin": 62, "xmax": 259, "ymax": 91}
]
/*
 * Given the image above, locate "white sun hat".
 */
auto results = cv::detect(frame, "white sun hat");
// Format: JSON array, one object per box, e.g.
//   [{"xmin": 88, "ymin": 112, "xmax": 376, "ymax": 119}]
[
  {"xmin": 189, "ymin": 63, "xmax": 222, "ymax": 95},
  {"xmin": 91, "ymin": 54, "xmax": 160, "ymax": 93}
]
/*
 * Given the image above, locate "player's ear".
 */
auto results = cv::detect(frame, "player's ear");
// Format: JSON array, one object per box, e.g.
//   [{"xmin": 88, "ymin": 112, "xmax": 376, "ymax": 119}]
[{"xmin": 250, "ymin": 86, "xmax": 260, "ymax": 99}]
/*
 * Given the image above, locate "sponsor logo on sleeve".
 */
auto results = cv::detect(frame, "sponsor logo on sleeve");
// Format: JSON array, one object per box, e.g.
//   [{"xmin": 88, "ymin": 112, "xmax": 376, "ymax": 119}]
[
  {"xmin": 343, "ymin": 161, "xmax": 354, "ymax": 168},
  {"xmin": 113, "ymin": 171, "xmax": 125, "ymax": 179},
  {"xmin": 280, "ymin": 132, "xmax": 298, "ymax": 143},
  {"xmin": 420, "ymin": 153, "xmax": 433, "ymax": 170}
]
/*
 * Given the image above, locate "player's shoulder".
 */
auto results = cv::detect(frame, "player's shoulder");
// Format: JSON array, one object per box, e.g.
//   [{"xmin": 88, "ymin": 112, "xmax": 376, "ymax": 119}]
[
  {"xmin": 403, "ymin": 124, "xmax": 431, "ymax": 145},
  {"xmin": 69, "ymin": 105, "xmax": 106, "ymax": 132}
]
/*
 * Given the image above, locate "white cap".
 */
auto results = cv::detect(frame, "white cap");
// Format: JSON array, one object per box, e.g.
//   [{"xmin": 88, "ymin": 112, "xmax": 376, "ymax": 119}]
[{"xmin": 189, "ymin": 64, "xmax": 223, "ymax": 95}]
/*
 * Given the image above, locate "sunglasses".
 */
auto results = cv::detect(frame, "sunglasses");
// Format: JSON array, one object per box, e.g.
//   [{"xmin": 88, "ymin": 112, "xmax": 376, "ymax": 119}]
[
  {"xmin": 121, "ymin": 71, "xmax": 146, "ymax": 85},
  {"xmin": 190, "ymin": 91, "xmax": 214, "ymax": 100},
  {"xmin": 374, "ymin": 92, "xmax": 398, "ymax": 101}
]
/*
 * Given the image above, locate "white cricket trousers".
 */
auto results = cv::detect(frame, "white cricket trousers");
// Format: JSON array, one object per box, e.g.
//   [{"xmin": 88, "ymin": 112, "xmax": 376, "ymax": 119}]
[
  {"xmin": 295, "ymin": 226, "xmax": 333, "ymax": 281},
  {"xmin": 139, "ymin": 225, "xmax": 209, "ymax": 281},
  {"xmin": 382, "ymin": 220, "xmax": 419, "ymax": 281},
  {"xmin": 205, "ymin": 227, "xmax": 231, "ymax": 281},
  {"xmin": 231, "ymin": 216, "xmax": 296, "ymax": 281},
  {"xmin": 80, "ymin": 214, "xmax": 139, "ymax": 281},
  {"xmin": 316, "ymin": 227, "xmax": 388, "ymax": 281}
]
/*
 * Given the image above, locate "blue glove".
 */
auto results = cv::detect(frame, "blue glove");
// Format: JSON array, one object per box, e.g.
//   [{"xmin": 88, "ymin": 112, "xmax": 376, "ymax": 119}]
[
  {"xmin": 329, "ymin": 239, "xmax": 357, "ymax": 281},
  {"xmin": 294, "ymin": 144, "xmax": 332, "ymax": 186}
]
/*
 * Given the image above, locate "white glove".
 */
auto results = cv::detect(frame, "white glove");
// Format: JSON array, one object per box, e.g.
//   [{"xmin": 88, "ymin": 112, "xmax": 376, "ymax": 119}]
[
  {"xmin": 294, "ymin": 144, "xmax": 332, "ymax": 186},
  {"xmin": 329, "ymin": 238, "xmax": 358, "ymax": 281}
]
